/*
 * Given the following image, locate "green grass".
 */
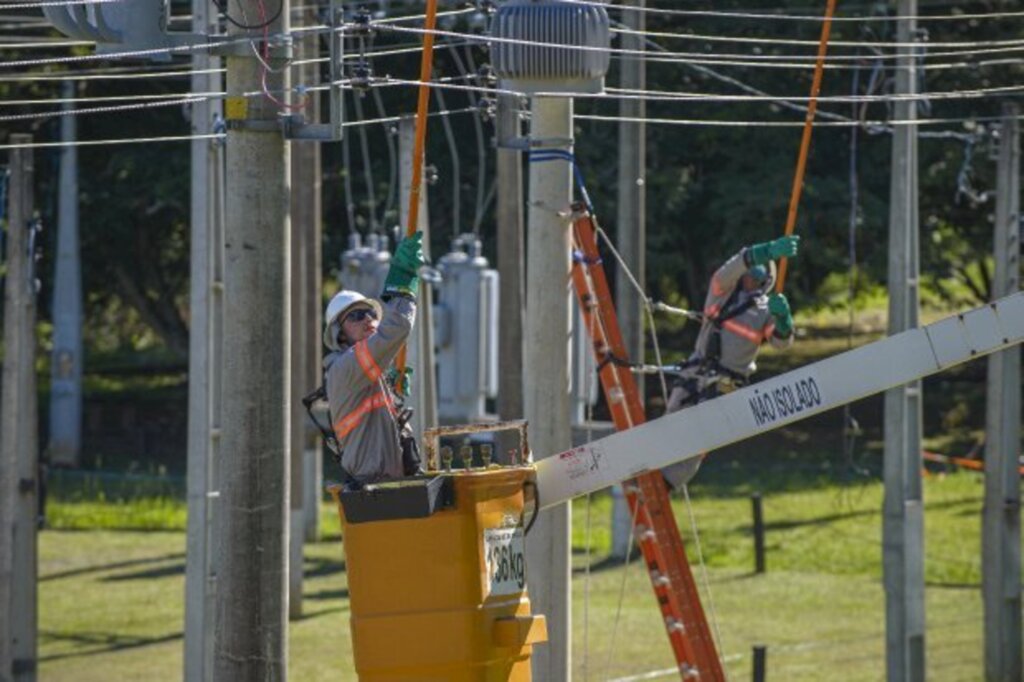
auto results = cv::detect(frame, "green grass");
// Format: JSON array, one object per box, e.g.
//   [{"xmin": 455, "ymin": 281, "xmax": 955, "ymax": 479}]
[{"xmin": 38, "ymin": 470, "xmax": 998, "ymax": 681}]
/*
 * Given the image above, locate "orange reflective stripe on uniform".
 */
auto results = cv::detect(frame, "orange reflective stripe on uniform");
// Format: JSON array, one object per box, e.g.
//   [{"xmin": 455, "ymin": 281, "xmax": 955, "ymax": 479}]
[
  {"xmin": 354, "ymin": 340, "xmax": 383, "ymax": 382},
  {"xmin": 333, "ymin": 390, "xmax": 395, "ymax": 440},
  {"xmin": 705, "ymin": 302, "xmax": 722, "ymax": 318},
  {"xmin": 721, "ymin": 318, "xmax": 762, "ymax": 344}
]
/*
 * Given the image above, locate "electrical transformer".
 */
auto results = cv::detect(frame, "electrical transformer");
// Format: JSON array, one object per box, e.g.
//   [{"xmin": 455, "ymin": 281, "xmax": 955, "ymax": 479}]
[
  {"xmin": 338, "ymin": 232, "xmax": 391, "ymax": 299},
  {"xmin": 435, "ymin": 235, "xmax": 499, "ymax": 422}
]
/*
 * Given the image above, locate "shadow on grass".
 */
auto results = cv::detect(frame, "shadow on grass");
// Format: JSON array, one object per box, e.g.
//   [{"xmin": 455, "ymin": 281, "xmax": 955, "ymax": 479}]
[
  {"xmin": 305, "ymin": 556, "xmax": 346, "ymax": 579},
  {"xmin": 38, "ymin": 630, "xmax": 182, "ymax": 662},
  {"xmin": 305, "ymin": 587, "xmax": 350, "ymax": 601},
  {"xmin": 102, "ymin": 562, "xmax": 184, "ymax": 582},
  {"xmin": 41, "ymin": 552, "xmax": 185, "ymax": 582}
]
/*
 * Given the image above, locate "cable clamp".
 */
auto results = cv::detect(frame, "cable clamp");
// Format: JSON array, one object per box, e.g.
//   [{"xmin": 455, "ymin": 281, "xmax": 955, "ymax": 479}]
[
  {"xmin": 349, "ymin": 7, "xmax": 374, "ymax": 38},
  {"xmin": 349, "ymin": 60, "xmax": 374, "ymax": 94}
]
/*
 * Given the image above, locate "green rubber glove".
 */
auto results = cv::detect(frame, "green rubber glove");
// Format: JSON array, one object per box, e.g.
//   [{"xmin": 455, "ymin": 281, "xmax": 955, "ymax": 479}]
[
  {"xmin": 768, "ymin": 292, "xmax": 794, "ymax": 337},
  {"xmin": 747, "ymin": 235, "xmax": 800, "ymax": 266},
  {"xmin": 383, "ymin": 231, "xmax": 426, "ymax": 298}
]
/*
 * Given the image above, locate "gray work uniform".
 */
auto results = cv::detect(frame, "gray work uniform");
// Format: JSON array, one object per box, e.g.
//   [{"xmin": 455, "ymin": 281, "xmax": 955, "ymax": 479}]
[
  {"xmin": 325, "ymin": 297, "xmax": 416, "ymax": 483},
  {"xmin": 663, "ymin": 248, "xmax": 794, "ymax": 488}
]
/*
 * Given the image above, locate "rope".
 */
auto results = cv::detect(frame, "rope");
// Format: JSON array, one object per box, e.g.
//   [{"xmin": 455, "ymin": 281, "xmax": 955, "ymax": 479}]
[
  {"xmin": 776, "ymin": 0, "xmax": 838, "ymax": 293},
  {"xmin": 603, "ymin": 489, "xmax": 640, "ymax": 681},
  {"xmin": 594, "ymin": 226, "xmax": 670, "ymax": 406},
  {"xmin": 680, "ymin": 483, "xmax": 730, "ymax": 680}
]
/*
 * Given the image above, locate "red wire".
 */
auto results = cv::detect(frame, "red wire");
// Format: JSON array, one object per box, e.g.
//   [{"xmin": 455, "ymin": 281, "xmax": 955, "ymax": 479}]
[{"xmin": 257, "ymin": 0, "xmax": 308, "ymax": 112}]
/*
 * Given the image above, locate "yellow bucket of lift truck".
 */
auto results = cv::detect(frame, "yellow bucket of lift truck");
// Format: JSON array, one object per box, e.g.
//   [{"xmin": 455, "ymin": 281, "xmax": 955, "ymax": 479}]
[{"xmin": 329, "ymin": 466, "xmax": 548, "ymax": 681}]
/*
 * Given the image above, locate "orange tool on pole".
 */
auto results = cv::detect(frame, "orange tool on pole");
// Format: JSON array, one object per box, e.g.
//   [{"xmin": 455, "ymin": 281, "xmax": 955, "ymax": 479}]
[
  {"xmin": 394, "ymin": 0, "xmax": 439, "ymax": 394},
  {"xmin": 775, "ymin": 0, "xmax": 838, "ymax": 293}
]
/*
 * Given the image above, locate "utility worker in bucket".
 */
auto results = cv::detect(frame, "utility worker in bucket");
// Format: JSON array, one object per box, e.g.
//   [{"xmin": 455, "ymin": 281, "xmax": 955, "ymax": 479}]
[
  {"xmin": 662, "ymin": 235, "xmax": 799, "ymax": 490},
  {"xmin": 322, "ymin": 231, "xmax": 426, "ymax": 486}
]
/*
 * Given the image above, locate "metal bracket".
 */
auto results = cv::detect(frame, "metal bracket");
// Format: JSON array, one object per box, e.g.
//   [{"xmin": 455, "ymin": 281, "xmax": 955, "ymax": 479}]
[
  {"xmin": 18, "ymin": 478, "xmax": 35, "ymax": 493},
  {"xmin": 208, "ymin": 35, "xmax": 294, "ymax": 60},
  {"xmin": 225, "ymin": 119, "xmax": 283, "ymax": 133},
  {"xmin": 283, "ymin": 115, "xmax": 337, "ymax": 141}
]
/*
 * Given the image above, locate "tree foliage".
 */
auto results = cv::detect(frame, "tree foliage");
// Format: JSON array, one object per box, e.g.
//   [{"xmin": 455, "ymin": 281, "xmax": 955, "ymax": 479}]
[{"xmin": 5, "ymin": 0, "xmax": 1021, "ymax": 357}]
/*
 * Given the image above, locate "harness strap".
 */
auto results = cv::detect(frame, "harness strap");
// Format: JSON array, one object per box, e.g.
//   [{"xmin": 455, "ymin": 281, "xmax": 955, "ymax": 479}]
[{"xmin": 354, "ymin": 340, "xmax": 384, "ymax": 382}]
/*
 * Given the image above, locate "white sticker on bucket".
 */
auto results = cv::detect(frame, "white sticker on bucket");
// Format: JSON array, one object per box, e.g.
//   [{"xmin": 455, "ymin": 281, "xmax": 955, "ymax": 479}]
[{"xmin": 483, "ymin": 527, "xmax": 526, "ymax": 597}]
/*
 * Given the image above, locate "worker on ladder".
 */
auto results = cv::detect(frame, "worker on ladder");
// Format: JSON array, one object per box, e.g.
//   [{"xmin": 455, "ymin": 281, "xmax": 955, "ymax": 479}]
[
  {"xmin": 662, "ymin": 235, "xmax": 800, "ymax": 490},
  {"xmin": 319, "ymin": 231, "xmax": 426, "ymax": 486}
]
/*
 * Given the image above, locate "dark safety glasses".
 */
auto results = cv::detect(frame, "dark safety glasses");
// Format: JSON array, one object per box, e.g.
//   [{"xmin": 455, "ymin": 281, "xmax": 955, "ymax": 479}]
[{"xmin": 345, "ymin": 308, "xmax": 378, "ymax": 323}]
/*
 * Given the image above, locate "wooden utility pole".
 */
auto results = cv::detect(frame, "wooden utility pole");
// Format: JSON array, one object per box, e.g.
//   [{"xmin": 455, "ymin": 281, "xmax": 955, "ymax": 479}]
[
  {"xmin": 611, "ymin": 0, "xmax": 645, "ymax": 559},
  {"xmin": 495, "ymin": 92, "xmax": 525, "ymax": 459},
  {"xmin": 983, "ymin": 103, "xmax": 1021, "ymax": 682},
  {"xmin": 398, "ymin": 117, "xmax": 437, "ymax": 439},
  {"xmin": 524, "ymin": 95, "xmax": 573, "ymax": 682},
  {"xmin": 883, "ymin": 2, "xmax": 925, "ymax": 680},
  {"xmin": 184, "ymin": 0, "xmax": 223, "ymax": 674},
  {"xmin": 213, "ymin": 0, "xmax": 291, "ymax": 676},
  {"xmin": 1, "ymin": 134, "xmax": 39, "ymax": 682}
]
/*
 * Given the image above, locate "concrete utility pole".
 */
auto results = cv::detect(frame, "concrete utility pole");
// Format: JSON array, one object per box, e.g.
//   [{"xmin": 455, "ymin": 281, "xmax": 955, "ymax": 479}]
[
  {"xmin": 398, "ymin": 117, "xmax": 437, "ymax": 439},
  {"xmin": 184, "ymin": 0, "xmax": 224, "ymax": 673},
  {"xmin": 495, "ymin": 93, "xmax": 525, "ymax": 459},
  {"xmin": 983, "ymin": 102, "xmax": 1021, "ymax": 682},
  {"xmin": 49, "ymin": 81, "xmax": 83, "ymax": 468},
  {"xmin": 883, "ymin": 2, "xmax": 925, "ymax": 680},
  {"xmin": 213, "ymin": 0, "xmax": 291, "ymax": 676},
  {"xmin": 1, "ymin": 134, "xmax": 39, "ymax": 682},
  {"xmin": 611, "ymin": 0, "xmax": 646, "ymax": 560},
  {"xmin": 524, "ymin": 96, "xmax": 572, "ymax": 682},
  {"xmin": 287, "ymin": 3, "xmax": 322, "ymax": 619}
]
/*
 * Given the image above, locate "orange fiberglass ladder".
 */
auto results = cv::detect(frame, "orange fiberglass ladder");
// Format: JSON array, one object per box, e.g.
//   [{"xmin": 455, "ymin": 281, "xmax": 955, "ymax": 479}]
[{"xmin": 570, "ymin": 204, "xmax": 725, "ymax": 681}]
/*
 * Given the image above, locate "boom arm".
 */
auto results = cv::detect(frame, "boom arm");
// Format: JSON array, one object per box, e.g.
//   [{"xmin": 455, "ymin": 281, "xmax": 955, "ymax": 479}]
[{"xmin": 538, "ymin": 291, "xmax": 1024, "ymax": 508}]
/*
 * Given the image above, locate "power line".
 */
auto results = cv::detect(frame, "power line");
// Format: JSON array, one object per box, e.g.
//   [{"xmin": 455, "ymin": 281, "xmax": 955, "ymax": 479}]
[
  {"xmin": 0, "ymin": 132, "xmax": 225, "ymax": 150},
  {"xmin": 370, "ymin": 22, "xmax": 1024, "ymax": 73},
  {"xmin": 564, "ymin": 0, "xmax": 1024, "ymax": 24},
  {"xmin": 575, "ymin": 111, "xmax": 1024, "ymax": 129}
]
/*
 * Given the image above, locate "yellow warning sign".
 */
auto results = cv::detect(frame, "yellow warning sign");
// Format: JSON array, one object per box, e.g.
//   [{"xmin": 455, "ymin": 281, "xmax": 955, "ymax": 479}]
[{"xmin": 225, "ymin": 97, "xmax": 248, "ymax": 120}]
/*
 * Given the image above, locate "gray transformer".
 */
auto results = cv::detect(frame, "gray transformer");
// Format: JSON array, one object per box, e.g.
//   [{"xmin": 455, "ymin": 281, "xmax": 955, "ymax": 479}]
[
  {"xmin": 490, "ymin": 0, "xmax": 611, "ymax": 94},
  {"xmin": 435, "ymin": 236, "xmax": 500, "ymax": 422},
  {"xmin": 338, "ymin": 233, "xmax": 391, "ymax": 300}
]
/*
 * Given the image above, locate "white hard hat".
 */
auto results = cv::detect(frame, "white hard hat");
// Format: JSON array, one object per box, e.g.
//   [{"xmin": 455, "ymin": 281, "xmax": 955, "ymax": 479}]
[{"xmin": 323, "ymin": 289, "xmax": 383, "ymax": 350}]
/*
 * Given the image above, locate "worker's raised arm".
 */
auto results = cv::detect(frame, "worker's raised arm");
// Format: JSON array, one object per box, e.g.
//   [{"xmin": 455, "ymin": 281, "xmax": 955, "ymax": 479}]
[{"xmin": 358, "ymin": 230, "xmax": 426, "ymax": 374}]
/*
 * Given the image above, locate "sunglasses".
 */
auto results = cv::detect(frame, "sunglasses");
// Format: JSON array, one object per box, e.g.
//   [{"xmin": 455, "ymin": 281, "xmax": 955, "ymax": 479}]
[{"xmin": 345, "ymin": 308, "xmax": 378, "ymax": 323}]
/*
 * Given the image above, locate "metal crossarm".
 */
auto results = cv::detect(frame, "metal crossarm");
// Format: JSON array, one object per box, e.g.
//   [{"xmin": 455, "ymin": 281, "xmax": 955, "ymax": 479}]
[{"xmin": 570, "ymin": 207, "xmax": 725, "ymax": 681}]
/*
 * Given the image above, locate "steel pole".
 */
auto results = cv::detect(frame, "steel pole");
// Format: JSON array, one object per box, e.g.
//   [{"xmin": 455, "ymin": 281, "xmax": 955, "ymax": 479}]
[
  {"xmin": 883, "ymin": 2, "xmax": 925, "ymax": 679},
  {"xmin": 983, "ymin": 103, "xmax": 1021, "ymax": 682},
  {"xmin": 495, "ymin": 93, "xmax": 525, "ymax": 461},
  {"xmin": 184, "ymin": 0, "xmax": 223, "ymax": 673},
  {"xmin": 49, "ymin": 81, "xmax": 83, "ymax": 468}
]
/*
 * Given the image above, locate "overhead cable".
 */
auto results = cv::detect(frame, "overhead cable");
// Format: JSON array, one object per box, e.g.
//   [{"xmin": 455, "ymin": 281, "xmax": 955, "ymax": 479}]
[
  {"xmin": 610, "ymin": 28, "xmax": 1024, "ymax": 63},
  {"xmin": 576, "ymin": 111, "xmax": 1024, "ymax": 129},
  {"xmin": 366, "ymin": 75, "xmax": 1024, "ymax": 113},
  {"xmin": 370, "ymin": 21, "xmax": 1024, "ymax": 73},
  {"xmin": 0, "ymin": 132, "xmax": 225, "ymax": 150},
  {"xmin": 0, "ymin": 65, "xmax": 224, "ymax": 82},
  {"xmin": 560, "ymin": 0, "xmax": 1024, "ymax": 23}
]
